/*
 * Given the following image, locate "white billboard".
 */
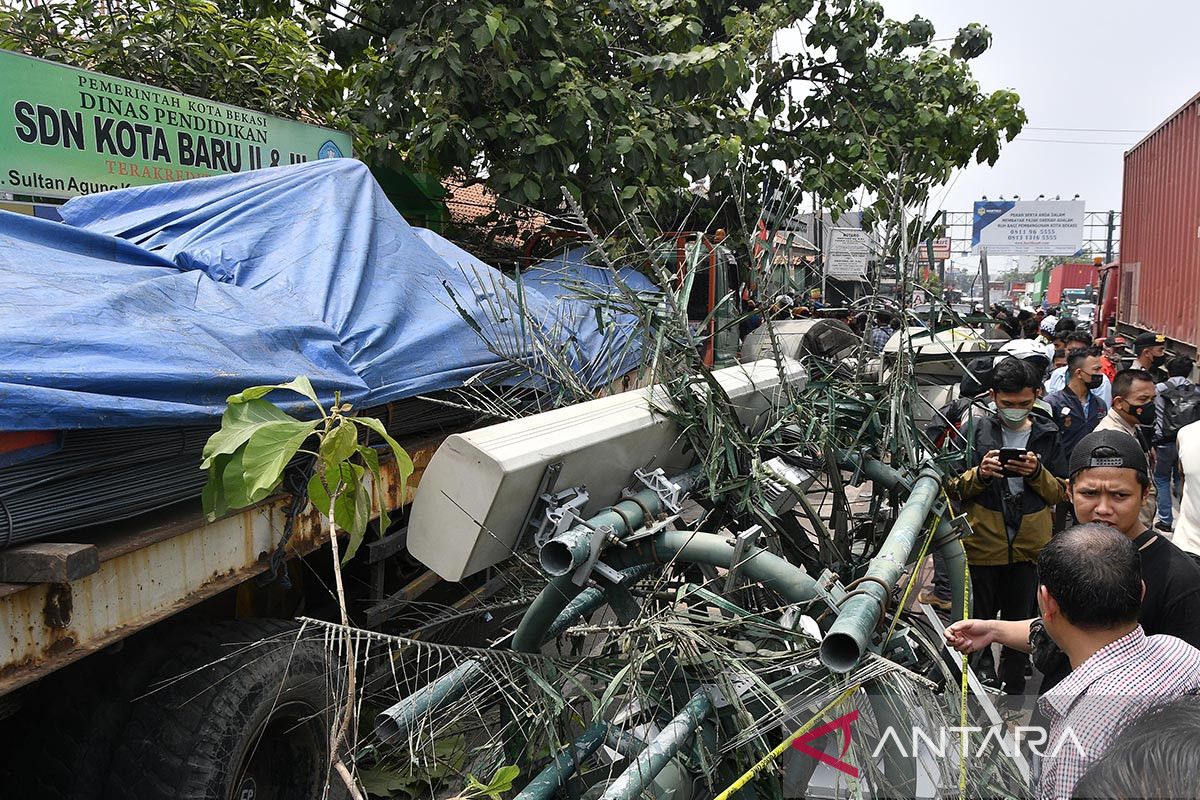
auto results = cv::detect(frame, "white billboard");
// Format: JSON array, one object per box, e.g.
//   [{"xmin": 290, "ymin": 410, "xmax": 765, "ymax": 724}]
[
  {"xmin": 825, "ymin": 227, "xmax": 872, "ymax": 281},
  {"xmin": 971, "ymin": 200, "xmax": 1084, "ymax": 255}
]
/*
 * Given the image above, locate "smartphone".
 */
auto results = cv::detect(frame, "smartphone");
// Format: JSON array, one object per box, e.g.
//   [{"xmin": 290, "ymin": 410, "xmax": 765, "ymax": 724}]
[{"xmin": 999, "ymin": 447, "xmax": 1027, "ymax": 476}]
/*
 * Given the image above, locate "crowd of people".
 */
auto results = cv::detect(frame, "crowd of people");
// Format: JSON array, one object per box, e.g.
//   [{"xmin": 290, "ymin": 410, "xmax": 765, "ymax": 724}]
[{"xmin": 923, "ymin": 306, "xmax": 1200, "ymax": 797}]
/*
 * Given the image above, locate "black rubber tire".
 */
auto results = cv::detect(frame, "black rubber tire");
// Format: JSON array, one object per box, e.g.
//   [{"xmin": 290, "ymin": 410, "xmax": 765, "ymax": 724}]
[
  {"xmin": 105, "ymin": 619, "xmax": 343, "ymax": 800},
  {"xmin": 0, "ymin": 636, "xmax": 169, "ymax": 800}
]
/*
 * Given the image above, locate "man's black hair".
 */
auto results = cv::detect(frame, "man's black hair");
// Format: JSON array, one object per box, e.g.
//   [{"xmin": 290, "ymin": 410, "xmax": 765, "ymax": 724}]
[
  {"xmin": 1074, "ymin": 695, "xmax": 1200, "ymax": 800},
  {"xmin": 1037, "ymin": 523, "xmax": 1142, "ymax": 630},
  {"xmin": 1055, "ymin": 317, "xmax": 1077, "ymax": 334},
  {"xmin": 1166, "ymin": 355, "xmax": 1194, "ymax": 379},
  {"xmin": 889, "ymin": 315, "xmax": 904, "ymax": 330},
  {"xmin": 961, "ymin": 357, "xmax": 994, "ymax": 396},
  {"xmin": 1067, "ymin": 332, "xmax": 1093, "ymax": 347},
  {"xmin": 1052, "ymin": 347, "xmax": 1066, "ymax": 363},
  {"xmin": 998, "ymin": 317, "xmax": 1020, "ymax": 336},
  {"xmin": 1112, "ymin": 368, "xmax": 1156, "ymax": 400},
  {"xmin": 1022, "ymin": 319, "xmax": 1040, "ymax": 339},
  {"xmin": 1065, "ymin": 349, "xmax": 1092, "ymax": 376},
  {"xmin": 991, "ymin": 356, "xmax": 1039, "ymax": 394}
]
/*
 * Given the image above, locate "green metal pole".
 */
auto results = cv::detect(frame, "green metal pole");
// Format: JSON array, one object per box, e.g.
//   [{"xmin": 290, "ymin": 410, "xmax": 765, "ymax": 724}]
[
  {"xmin": 512, "ymin": 722, "xmax": 610, "ymax": 800},
  {"xmin": 542, "ymin": 564, "xmax": 657, "ymax": 641},
  {"xmin": 539, "ymin": 467, "xmax": 704, "ymax": 576},
  {"xmin": 819, "ymin": 469, "xmax": 941, "ymax": 673},
  {"xmin": 598, "ymin": 690, "xmax": 713, "ymax": 800},
  {"xmin": 374, "ymin": 658, "xmax": 487, "ymax": 743},
  {"xmin": 516, "ymin": 530, "xmax": 825, "ymax": 653},
  {"xmin": 849, "ymin": 457, "xmax": 971, "ymax": 620}
]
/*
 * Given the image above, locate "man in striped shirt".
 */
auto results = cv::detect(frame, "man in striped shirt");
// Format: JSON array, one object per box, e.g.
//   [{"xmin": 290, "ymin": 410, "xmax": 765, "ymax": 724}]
[{"xmin": 1032, "ymin": 524, "xmax": 1200, "ymax": 798}]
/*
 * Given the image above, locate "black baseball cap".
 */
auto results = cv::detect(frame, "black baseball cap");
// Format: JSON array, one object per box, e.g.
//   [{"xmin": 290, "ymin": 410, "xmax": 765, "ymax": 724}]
[
  {"xmin": 1069, "ymin": 430, "xmax": 1149, "ymax": 478},
  {"xmin": 1133, "ymin": 332, "xmax": 1166, "ymax": 352}
]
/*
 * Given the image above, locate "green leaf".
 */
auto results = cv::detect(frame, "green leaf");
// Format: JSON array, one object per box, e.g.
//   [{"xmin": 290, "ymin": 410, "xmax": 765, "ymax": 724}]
[
  {"xmin": 240, "ymin": 419, "xmax": 320, "ymax": 501},
  {"xmin": 307, "ymin": 471, "xmax": 332, "ymax": 517},
  {"xmin": 357, "ymin": 443, "xmax": 391, "ymax": 535},
  {"xmin": 521, "ymin": 664, "xmax": 565, "ymax": 715},
  {"xmin": 355, "ymin": 417, "xmax": 414, "ymax": 483},
  {"xmin": 201, "ymin": 398, "xmax": 297, "ymax": 468},
  {"xmin": 202, "ymin": 453, "xmax": 233, "ymax": 521},
  {"xmin": 598, "ymin": 660, "xmax": 634, "ymax": 715},
  {"xmin": 522, "ymin": 179, "xmax": 541, "ymax": 202},
  {"xmin": 472, "ymin": 22, "xmax": 493, "ymax": 51},
  {"xmin": 226, "ymin": 375, "xmax": 322, "ymax": 408},
  {"xmin": 321, "ymin": 420, "xmax": 359, "ymax": 464},
  {"xmin": 483, "ymin": 765, "xmax": 520, "ymax": 795},
  {"xmin": 341, "ymin": 477, "xmax": 371, "ymax": 563},
  {"xmin": 358, "ymin": 766, "xmax": 421, "ymax": 798},
  {"xmin": 320, "ymin": 461, "xmax": 364, "ymax": 535},
  {"xmin": 222, "ymin": 445, "xmax": 255, "ymax": 510}
]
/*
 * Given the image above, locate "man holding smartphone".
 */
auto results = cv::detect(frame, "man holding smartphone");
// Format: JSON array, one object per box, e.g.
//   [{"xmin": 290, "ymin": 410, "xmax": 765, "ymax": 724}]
[{"xmin": 945, "ymin": 356, "xmax": 1070, "ymax": 693}]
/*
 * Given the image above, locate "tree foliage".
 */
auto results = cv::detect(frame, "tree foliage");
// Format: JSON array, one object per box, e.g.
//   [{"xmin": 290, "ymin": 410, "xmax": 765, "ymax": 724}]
[
  {"xmin": 1, "ymin": 0, "xmax": 1026, "ymax": 242},
  {"xmin": 327, "ymin": 0, "xmax": 1025, "ymax": 230},
  {"xmin": 0, "ymin": 0, "xmax": 344, "ymax": 121}
]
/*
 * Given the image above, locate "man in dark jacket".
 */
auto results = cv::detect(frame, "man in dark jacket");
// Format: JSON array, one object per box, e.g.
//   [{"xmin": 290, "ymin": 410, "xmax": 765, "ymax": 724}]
[
  {"xmin": 945, "ymin": 356, "xmax": 1069, "ymax": 693},
  {"xmin": 1045, "ymin": 348, "xmax": 1108, "ymax": 459}
]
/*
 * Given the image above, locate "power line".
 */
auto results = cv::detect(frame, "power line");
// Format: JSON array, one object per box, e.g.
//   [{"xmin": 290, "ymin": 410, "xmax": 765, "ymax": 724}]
[
  {"xmin": 1012, "ymin": 137, "xmax": 1137, "ymax": 146},
  {"xmin": 1024, "ymin": 126, "xmax": 1146, "ymax": 134}
]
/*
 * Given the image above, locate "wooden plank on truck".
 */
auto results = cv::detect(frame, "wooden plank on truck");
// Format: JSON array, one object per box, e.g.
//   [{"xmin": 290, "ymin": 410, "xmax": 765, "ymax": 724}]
[{"xmin": 0, "ymin": 543, "xmax": 99, "ymax": 583}]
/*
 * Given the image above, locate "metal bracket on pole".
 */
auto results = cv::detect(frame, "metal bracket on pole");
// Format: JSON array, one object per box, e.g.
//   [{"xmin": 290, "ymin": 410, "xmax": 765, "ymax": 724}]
[
  {"xmin": 621, "ymin": 512, "xmax": 681, "ymax": 544},
  {"xmin": 572, "ymin": 524, "xmax": 617, "ymax": 587},
  {"xmin": 626, "ymin": 468, "xmax": 683, "ymax": 516},
  {"xmin": 723, "ymin": 525, "xmax": 762, "ymax": 594},
  {"xmin": 532, "ymin": 486, "xmax": 591, "ymax": 548}
]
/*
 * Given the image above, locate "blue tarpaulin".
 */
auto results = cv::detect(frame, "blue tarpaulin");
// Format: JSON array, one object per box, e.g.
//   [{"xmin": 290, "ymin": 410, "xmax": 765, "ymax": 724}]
[
  {"xmin": 0, "ymin": 159, "xmax": 652, "ymax": 430},
  {"xmin": 0, "ymin": 209, "xmax": 364, "ymax": 429},
  {"xmin": 523, "ymin": 246, "xmax": 658, "ymax": 387}
]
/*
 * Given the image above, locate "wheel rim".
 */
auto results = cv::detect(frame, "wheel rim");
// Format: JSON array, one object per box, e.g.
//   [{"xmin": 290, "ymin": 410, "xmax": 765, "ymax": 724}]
[{"xmin": 231, "ymin": 700, "xmax": 325, "ymax": 800}]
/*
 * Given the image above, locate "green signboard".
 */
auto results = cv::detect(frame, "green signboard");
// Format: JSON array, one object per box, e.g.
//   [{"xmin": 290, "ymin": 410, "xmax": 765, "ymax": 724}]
[{"xmin": 0, "ymin": 49, "xmax": 352, "ymax": 199}]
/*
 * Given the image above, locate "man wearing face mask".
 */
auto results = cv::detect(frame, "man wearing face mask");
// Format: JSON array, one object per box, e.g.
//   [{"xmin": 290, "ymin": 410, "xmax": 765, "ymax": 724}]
[
  {"xmin": 1097, "ymin": 369, "xmax": 1160, "ymax": 527},
  {"xmin": 945, "ymin": 356, "xmax": 1069, "ymax": 693},
  {"xmin": 1133, "ymin": 331, "xmax": 1168, "ymax": 382},
  {"xmin": 1096, "ymin": 369, "xmax": 1158, "ymax": 452},
  {"xmin": 1046, "ymin": 349, "xmax": 1108, "ymax": 460},
  {"xmin": 1044, "ymin": 333, "xmax": 1113, "ymax": 407}
]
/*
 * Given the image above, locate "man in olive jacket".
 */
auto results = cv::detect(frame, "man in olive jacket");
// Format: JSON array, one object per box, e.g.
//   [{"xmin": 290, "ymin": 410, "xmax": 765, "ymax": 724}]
[{"xmin": 946, "ymin": 356, "xmax": 1069, "ymax": 693}]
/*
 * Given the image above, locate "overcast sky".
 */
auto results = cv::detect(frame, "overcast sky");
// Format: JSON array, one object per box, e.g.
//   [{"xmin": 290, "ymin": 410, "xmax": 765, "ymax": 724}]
[{"xmin": 884, "ymin": 0, "xmax": 1200, "ymax": 214}]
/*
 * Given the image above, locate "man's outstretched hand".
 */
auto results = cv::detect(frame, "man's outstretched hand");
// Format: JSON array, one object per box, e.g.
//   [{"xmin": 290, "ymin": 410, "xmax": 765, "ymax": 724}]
[{"xmin": 944, "ymin": 619, "xmax": 996, "ymax": 654}]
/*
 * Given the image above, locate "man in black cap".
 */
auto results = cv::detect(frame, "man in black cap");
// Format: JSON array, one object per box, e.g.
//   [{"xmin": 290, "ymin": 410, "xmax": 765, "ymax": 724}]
[
  {"xmin": 1133, "ymin": 331, "xmax": 1168, "ymax": 382},
  {"xmin": 945, "ymin": 429, "xmax": 1200, "ymax": 686}
]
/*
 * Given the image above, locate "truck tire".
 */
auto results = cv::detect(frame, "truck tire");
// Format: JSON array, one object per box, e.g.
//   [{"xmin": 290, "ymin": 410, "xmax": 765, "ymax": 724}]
[
  {"xmin": 106, "ymin": 619, "xmax": 344, "ymax": 800},
  {"xmin": 0, "ymin": 634, "xmax": 170, "ymax": 799}
]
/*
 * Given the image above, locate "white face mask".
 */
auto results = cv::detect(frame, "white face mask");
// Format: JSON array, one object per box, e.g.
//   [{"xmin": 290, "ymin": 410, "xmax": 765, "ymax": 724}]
[{"xmin": 1000, "ymin": 408, "xmax": 1031, "ymax": 427}]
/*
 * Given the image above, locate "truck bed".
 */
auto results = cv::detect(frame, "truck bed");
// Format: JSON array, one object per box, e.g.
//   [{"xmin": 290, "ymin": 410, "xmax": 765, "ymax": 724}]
[{"xmin": 0, "ymin": 434, "xmax": 444, "ymax": 697}]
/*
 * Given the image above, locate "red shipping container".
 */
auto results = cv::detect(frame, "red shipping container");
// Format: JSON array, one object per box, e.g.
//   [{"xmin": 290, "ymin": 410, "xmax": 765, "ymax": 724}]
[
  {"xmin": 1047, "ymin": 262, "xmax": 1099, "ymax": 305},
  {"xmin": 1120, "ymin": 89, "xmax": 1200, "ymax": 347}
]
